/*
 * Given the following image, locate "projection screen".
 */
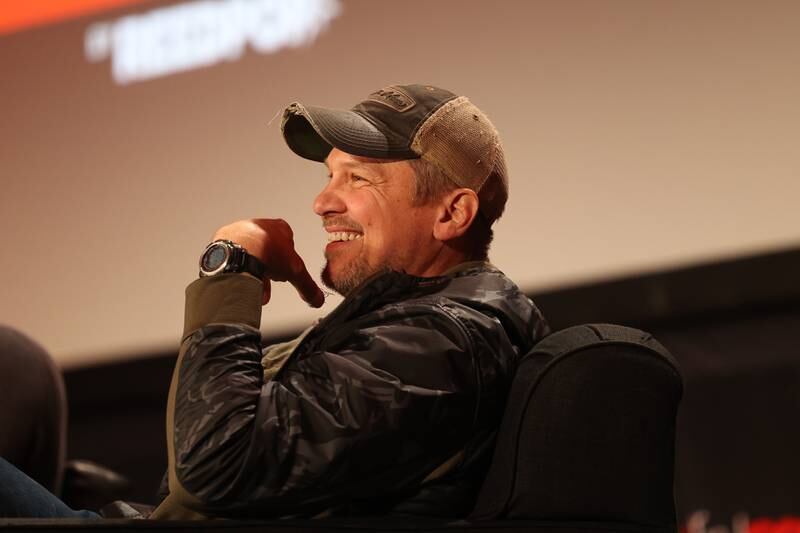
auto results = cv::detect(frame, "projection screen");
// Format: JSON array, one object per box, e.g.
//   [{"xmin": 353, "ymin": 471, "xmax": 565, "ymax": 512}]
[{"xmin": 1, "ymin": 0, "xmax": 799, "ymax": 367}]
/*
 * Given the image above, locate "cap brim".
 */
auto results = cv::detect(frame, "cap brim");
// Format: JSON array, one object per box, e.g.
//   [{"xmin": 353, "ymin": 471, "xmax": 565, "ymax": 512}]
[{"xmin": 281, "ymin": 103, "xmax": 415, "ymax": 162}]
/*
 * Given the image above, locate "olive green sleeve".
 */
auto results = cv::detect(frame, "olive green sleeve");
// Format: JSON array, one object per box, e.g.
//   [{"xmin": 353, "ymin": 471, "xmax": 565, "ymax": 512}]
[
  {"xmin": 151, "ymin": 273, "xmax": 264, "ymax": 520},
  {"xmin": 182, "ymin": 273, "xmax": 264, "ymax": 338}
]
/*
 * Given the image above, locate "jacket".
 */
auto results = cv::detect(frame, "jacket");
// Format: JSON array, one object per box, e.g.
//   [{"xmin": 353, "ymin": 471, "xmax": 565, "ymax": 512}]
[{"xmin": 150, "ymin": 261, "xmax": 549, "ymax": 519}]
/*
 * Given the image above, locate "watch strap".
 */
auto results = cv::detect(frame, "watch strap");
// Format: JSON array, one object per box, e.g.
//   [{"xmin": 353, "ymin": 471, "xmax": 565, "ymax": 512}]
[{"xmin": 241, "ymin": 249, "xmax": 266, "ymax": 280}]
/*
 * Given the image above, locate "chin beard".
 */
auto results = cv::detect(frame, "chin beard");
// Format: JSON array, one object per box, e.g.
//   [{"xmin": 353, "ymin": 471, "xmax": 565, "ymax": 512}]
[{"xmin": 321, "ymin": 257, "xmax": 388, "ymax": 297}]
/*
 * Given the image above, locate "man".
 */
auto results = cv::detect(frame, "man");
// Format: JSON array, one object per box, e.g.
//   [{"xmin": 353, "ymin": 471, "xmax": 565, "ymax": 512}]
[
  {"xmin": 150, "ymin": 84, "xmax": 548, "ymax": 520},
  {"xmin": 0, "ymin": 84, "xmax": 547, "ymax": 520}
]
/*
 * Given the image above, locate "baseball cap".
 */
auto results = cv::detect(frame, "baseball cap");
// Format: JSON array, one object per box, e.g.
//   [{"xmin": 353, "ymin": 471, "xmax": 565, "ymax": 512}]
[{"xmin": 280, "ymin": 84, "xmax": 508, "ymax": 224}]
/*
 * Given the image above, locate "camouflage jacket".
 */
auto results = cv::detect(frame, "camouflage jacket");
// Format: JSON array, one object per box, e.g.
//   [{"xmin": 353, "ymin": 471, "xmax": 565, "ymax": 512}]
[{"xmin": 151, "ymin": 262, "xmax": 548, "ymax": 520}]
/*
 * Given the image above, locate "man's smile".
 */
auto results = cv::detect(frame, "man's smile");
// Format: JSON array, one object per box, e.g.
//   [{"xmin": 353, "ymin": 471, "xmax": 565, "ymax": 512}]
[{"xmin": 326, "ymin": 231, "xmax": 363, "ymax": 243}]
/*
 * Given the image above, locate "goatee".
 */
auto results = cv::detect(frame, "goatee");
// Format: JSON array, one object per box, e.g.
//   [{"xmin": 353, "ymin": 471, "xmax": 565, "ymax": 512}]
[{"xmin": 321, "ymin": 257, "xmax": 391, "ymax": 297}]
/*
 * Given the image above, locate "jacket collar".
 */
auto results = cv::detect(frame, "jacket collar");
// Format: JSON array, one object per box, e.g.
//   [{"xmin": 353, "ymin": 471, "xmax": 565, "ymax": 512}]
[{"xmin": 318, "ymin": 261, "xmax": 496, "ymax": 331}]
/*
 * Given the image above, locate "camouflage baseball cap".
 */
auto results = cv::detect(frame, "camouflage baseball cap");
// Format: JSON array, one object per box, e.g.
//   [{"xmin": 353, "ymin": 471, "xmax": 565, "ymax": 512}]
[{"xmin": 280, "ymin": 84, "xmax": 508, "ymax": 224}]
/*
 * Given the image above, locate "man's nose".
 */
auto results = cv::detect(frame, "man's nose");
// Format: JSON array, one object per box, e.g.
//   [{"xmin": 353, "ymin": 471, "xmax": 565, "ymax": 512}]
[{"xmin": 313, "ymin": 180, "xmax": 346, "ymax": 217}]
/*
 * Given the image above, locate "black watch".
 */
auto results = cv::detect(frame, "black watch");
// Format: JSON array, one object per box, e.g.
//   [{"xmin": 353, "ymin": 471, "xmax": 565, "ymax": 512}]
[{"xmin": 198, "ymin": 240, "xmax": 266, "ymax": 279}]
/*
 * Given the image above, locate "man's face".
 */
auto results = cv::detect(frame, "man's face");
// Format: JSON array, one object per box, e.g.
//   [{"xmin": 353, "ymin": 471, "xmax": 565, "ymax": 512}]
[{"xmin": 314, "ymin": 148, "xmax": 440, "ymax": 296}]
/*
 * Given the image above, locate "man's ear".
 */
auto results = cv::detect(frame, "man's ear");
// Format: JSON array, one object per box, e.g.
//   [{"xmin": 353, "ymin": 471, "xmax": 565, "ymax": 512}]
[{"xmin": 433, "ymin": 188, "xmax": 479, "ymax": 241}]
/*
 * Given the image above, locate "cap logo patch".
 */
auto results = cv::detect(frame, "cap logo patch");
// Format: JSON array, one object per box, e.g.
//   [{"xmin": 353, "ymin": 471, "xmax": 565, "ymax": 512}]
[{"xmin": 366, "ymin": 86, "xmax": 416, "ymax": 112}]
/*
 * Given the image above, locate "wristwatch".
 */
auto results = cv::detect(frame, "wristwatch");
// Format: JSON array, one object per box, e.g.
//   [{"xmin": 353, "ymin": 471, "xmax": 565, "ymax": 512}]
[{"xmin": 198, "ymin": 239, "xmax": 266, "ymax": 279}]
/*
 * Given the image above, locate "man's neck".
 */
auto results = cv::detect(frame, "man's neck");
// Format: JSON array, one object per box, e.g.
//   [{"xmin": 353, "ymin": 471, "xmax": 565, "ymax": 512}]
[{"xmin": 412, "ymin": 242, "xmax": 474, "ymax": 278}]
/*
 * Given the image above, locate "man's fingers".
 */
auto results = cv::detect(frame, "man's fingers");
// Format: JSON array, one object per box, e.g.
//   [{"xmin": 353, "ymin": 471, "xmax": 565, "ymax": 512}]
[
  {"xmin": 288, "ymin": 255, "xmax": 325, "ymax": 308},
  {"xmin": 243, "ymin": 218, "xmax": 324, "ymax": 307}
]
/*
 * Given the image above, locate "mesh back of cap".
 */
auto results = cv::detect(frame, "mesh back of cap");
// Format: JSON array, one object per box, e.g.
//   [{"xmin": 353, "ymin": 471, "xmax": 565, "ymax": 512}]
[{"xmin": 411, "ymin": 96, "xmax": 508, "ymax": 223}]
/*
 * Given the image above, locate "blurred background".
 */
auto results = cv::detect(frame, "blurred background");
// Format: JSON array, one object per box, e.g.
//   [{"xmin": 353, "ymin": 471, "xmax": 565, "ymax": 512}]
[{"xmin": 1, "ymin": 0, "xmax": 798, "ymax": 527}]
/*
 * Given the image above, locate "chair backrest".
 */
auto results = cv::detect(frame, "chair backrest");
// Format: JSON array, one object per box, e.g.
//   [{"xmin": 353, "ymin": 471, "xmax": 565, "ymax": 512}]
[
  {"xmin": 471, "ymin": 324, "xmax": 683, "ymax": 528},
  {"xmin": 0, "ymin": 325, "xmax": 66, "ymax": 495}
]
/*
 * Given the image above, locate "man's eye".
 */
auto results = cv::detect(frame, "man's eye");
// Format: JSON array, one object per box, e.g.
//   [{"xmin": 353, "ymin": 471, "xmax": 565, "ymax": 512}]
[{"xmin": 352, "ymin": 175, "xmax": 367, "ymax": 183}]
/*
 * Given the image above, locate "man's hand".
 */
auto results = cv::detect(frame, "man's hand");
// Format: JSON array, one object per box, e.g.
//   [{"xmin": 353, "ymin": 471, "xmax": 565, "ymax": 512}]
[{"xmin": 212, "ymin": 219, "xmax": 324, "ymax": 308}]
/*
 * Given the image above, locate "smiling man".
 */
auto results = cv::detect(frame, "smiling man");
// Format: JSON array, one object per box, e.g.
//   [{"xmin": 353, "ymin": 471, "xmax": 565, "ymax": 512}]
[{"xmin": 151, "ymin": 84, "xmax": 549, "ymax": 520}]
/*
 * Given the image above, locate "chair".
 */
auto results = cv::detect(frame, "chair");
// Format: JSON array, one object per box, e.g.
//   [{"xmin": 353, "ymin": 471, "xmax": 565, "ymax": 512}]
[
  {"xmin": 0, "ymin": 325, "xmax": 66, "ymax": 496},
  {"xmin": 471, "ymin": 324, "xmax": 683, "ymax": 531}
]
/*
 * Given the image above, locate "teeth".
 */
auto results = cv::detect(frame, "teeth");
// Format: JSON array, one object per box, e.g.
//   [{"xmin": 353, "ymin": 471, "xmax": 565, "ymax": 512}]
[{"xmin": 327, "ymin": 231, "xmax": 363, "ymax": 243}]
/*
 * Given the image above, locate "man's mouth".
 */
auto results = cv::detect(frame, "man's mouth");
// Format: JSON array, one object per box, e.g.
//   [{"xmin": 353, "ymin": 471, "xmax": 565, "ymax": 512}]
[{"xmin": 327, "ymin": 231, "xmax": 363, "ymax": 243}]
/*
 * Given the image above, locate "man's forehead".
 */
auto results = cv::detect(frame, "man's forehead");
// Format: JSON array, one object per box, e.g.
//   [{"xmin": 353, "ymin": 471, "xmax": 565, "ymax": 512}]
[{"xmin": 324, "ymin": 151, "xmax": 411, "ymax": 169}]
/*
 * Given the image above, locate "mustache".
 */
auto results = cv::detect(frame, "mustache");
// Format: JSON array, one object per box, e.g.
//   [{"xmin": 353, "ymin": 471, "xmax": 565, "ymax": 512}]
[{"xmin": 322, "ymin": 217, "xmax": 364, "ymax": 232}]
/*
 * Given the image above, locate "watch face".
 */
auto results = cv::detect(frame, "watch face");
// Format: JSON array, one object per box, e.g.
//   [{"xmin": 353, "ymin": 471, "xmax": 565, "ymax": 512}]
[{"xmin": 202, "ymin": 244, "xmax": 228, "ymax": 272}]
